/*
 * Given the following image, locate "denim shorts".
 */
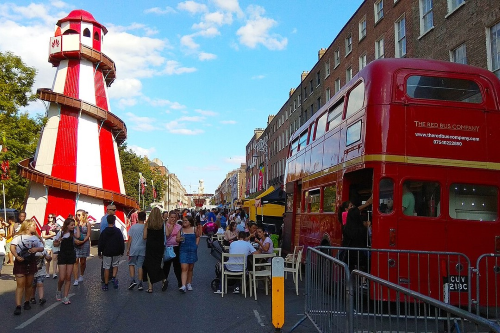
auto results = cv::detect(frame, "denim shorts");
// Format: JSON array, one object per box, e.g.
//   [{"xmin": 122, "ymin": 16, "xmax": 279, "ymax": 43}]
[
  {"xmin": 128, "ymin": 255, "xmax": 145, "ymax": 267},
  {"xmin": 33, "ymin": 275, "xmax": 45, "ymax": 285}
]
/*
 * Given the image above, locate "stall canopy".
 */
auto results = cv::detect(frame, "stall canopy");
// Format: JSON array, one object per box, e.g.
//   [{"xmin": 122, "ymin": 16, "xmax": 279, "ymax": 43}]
[{"xmin": 261, "ymin": 187, "xmax": 285, "ymax": 205}]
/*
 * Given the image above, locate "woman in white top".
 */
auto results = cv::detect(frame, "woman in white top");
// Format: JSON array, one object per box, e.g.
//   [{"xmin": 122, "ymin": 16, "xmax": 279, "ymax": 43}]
[
  {"xmin": 255, "ymin": 227, "xmax": 274, "ymax": 255},
  {"xmin": 10, "ymin": 220, "xmax": 45, "ymax": 315}
]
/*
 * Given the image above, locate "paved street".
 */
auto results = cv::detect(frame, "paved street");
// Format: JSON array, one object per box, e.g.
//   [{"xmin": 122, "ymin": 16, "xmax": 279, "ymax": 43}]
[{"xmin": 0, "ymin": 238, "xmax": 315, "ymax": 333}]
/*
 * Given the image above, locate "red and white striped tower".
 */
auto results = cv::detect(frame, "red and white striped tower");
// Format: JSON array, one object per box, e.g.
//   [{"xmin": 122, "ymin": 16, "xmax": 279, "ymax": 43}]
[{"xmin": 20, "ymin": 10, "xmax": 138, "ymax": 235}]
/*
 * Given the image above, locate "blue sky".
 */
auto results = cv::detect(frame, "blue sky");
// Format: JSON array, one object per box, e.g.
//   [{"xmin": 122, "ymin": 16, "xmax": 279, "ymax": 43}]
[{"xmin": 0, "ymin": 0, "xmax": 363, "ymax": 194}]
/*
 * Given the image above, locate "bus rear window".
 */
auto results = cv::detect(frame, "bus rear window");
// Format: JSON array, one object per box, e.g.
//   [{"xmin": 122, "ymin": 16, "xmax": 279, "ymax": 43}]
[
  {"xmin": 406, "ymin": 76, "xmax": 482, "ymax": 103},
  {"xmin": 290, "ymin": 138, "xmax": 299, "ymax": 156},
  {"xmin": 449, "ymin": 184, "xmax": 498, "ymax": 221},
  {"xmin": 327, "ymin": 100, "xmax": 344, "ymax": 131}
]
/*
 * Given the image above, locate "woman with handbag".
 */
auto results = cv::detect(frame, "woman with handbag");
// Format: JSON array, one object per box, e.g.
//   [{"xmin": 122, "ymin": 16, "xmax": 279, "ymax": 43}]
[
  {"xmin": 177, "ymin": 215, "xmax": 201, "ymax": 293},
  {"xmin": 73, "ymin": 210, "xmax": 91, "ymax": 286},
  {"xmin": 10, "ymin": 220, "xmax": 45, "ymax": 315},
  {"xmin": 142, "ymin": 207, "xmax": 166, "ymax": 293},
  {"xmin": 162, "ymin": 210, "xmax": 182, "ymax": 291}
]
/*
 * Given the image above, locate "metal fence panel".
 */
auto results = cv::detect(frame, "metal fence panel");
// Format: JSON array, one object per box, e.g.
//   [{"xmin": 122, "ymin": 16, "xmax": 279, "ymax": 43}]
[{"xmin": 475, "ymin": 254, "xmax": 500, "ymax": 324}]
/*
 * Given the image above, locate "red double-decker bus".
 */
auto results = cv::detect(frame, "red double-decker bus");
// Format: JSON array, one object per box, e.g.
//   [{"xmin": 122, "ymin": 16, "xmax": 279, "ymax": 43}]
[{"xmin": 283, "ymin": 58, "xmax": 500, "ymax": 305}]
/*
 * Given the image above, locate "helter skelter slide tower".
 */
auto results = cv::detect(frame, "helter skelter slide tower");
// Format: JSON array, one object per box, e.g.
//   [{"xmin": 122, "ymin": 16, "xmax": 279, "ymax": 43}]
[{"xmin": 19, "ymin": 10, "xmax": 138, "ymax": 235}]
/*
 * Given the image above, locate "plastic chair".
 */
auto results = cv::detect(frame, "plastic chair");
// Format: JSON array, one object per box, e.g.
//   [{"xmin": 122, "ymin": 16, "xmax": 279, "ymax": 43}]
[
  {"xmin": 216, "ymin": 233, "xmax": 225, "ymax": 242},
  {"xmin": 284, "ymin": 248, "xmax": 303, "ymax": 295},
  {"xmin": 273, "ymin": 247, "xmax": 282, "ymax": 257},
  {"xmin": 221, "ymin": 253, "xmax": 246, "ymax": 298},
  {"xmin": 248, "ymin": 253, "xmax": 275, "ymax": 301},
  {"xmin": 285, "ymin": 245, "xmax": 303, "ymax": 281}
]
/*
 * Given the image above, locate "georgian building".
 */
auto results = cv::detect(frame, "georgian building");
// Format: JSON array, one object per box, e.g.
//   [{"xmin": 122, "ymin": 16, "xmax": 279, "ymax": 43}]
[{"xmin": 245, "ymin": 0, "xmax": 500, "ymax": 196}]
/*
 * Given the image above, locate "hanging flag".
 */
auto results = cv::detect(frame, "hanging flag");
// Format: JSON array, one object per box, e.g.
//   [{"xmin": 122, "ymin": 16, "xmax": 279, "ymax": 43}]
[
  {"xmin": 152, "ymin": 179, "xmax": 157, "ymax": 199},
  {"xmin": 139, "ymin": 173, "xmax": 146, "ymax": 194},
  {"xmin": 1, "ymin": 133, "xmax": 8, "ymax": 180}
]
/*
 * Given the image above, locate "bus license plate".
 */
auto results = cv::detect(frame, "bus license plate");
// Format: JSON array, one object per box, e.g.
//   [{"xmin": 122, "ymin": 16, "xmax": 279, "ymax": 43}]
[{"xmin": 448, "ymin": 275, "xmax": 468, "ymax": 292}]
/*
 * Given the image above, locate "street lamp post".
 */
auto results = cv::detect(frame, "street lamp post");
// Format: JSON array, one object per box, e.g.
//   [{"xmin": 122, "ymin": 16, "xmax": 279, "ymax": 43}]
[{"xmin": 254, "ymin": 139, "xmax": 269, "ymax": 189}]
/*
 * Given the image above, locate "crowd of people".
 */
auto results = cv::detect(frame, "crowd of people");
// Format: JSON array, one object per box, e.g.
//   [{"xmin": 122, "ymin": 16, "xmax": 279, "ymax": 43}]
[{"xmin": 2, "ymin": 205, "xmax": 277, "ymax": 315}]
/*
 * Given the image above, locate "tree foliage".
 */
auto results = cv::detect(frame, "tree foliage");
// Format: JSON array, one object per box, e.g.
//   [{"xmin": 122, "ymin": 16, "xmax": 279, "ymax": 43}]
[
  {"xmin": 0, "ymin": 51, "xmax": 37, "ymax": 117},
  {"xmin": 119, "ymin": 144, "xmax": 168, "ymax": 209},
  {"xmin": 0, "ymin": 52, "xmax": 43, "ymax": 209}
]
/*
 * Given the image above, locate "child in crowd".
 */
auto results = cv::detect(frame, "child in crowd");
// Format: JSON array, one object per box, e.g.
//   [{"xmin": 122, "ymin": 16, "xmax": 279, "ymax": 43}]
[
  {"xmin": 98, "ymin": 215, "xmax": 125, "ymax": 291},
  {"xmin": 30, "ymin": 250, "xmax": 52, "ymax": 305},
  {"xmin": 0, "ymin": 229, "xmax": 6, "ymax": 276},
  {"xmin": 126, "ymin": 211, "xmax": 146, "ymax": 290}
]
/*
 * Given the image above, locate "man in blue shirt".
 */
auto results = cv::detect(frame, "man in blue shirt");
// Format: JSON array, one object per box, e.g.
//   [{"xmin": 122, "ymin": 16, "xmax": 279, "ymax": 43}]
[
  {"xmin": 100, "ymin": 204, "xmax": 117, "ymax": 232},
  {"xmin": 206, "ymin": 208, "xmax": 216, "ymax": 224}
]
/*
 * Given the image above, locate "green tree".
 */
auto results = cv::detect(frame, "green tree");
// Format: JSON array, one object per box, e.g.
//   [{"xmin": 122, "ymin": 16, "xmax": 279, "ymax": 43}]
[
  {"xmin": 0, "ymin": 51, "xmax": 37, "ymax": 117},
  {"xmin": 119, "ymin": 144, "xmax": 168, "ymax": 209},
  {"xmin": 0, "ymin": 52, "xmax": 43, "ymax": 209}
]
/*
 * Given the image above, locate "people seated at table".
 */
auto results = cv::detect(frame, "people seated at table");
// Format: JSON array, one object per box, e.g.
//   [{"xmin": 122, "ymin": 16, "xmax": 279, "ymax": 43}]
[
  {"xmin": 225, "ymin": 231, "xmax": 259, "ymax": 294},
  {"xmin": 223, "ymin": 222, "xmax": 238, "ymax": 246},
  {"xmin": 246, "ymin": 222, "xmax": 258, "ymax": 242},
  {"xmin": 254, "ymin": 227, "xmax": 274, "ymax": 255}
]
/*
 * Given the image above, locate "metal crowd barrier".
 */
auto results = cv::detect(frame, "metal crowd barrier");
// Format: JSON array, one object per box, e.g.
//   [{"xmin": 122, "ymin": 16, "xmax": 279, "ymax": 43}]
[
  {"xmin": 291, "ymin": 246, "xmax": 500, "ymax": 333},
  {"xmin": 475, "ymin": 253, "xmax": 500, "ymax": 324}
]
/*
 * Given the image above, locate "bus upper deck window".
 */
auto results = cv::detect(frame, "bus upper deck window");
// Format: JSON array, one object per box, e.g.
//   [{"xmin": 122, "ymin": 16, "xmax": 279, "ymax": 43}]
[
  {"xmin": 315, "ymin": 112, "xmax": 328, "ymax": 140},
  {"xmin": 379, "ymin": 178, "xmax": 394, "ymax": 214},
  {"xmin": 406, "ymin": 75, "xmax": 483, "ymax": 103},
  {"xmin": 290, "ymin": 138, "xmax": 299, "ymax": 156},
  {"xmin": 327, "ymin": 100, "xmax": 344, "ymax": 131},
  {"xmin": 345, "ymin": 82, "xmax": 365, "ymax": 118},
  {"xmin": 449, "ymin": 184, "xmax": 498, "ymax": 221},
  {"xmin": 402, "ymin": 180, "xmax": 440, "ymax": 217},
  {"xmin": 298, "ymin": 130, "xmax": 308, "ymax": 150},
  {"xmin": 346, "ymin": 120, "xmax": 362, "ymax": 146}
]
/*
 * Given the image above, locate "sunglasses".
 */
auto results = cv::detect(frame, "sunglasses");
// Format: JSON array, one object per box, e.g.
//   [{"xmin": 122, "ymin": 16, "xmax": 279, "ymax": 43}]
[{"xmin": 108, "ymin": 208, "xmax": 116, "ymax": 211}]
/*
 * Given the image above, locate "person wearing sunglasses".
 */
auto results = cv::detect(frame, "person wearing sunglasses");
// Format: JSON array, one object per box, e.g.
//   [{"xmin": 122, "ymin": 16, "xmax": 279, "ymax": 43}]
[
  {"xmin": 40, "ymin": 214, "xmax": 59, "ymax": 278},
  {"xmin": 73, "ymin": 210, "xmax": 91, "ymax": 286}
]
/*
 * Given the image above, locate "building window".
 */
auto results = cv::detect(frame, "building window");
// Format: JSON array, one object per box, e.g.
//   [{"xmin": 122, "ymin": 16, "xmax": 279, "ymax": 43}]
[
  {"xmin": 346, "ymin": 67, "xmax": 352, "ymax": 82},
  {"xmin": 395, "ymin": 15, "xmax": 406, "ymax": 58},
  {"xmin": 304, "ymin": 87, "xmax": 308, "ymax": 99},
  {"xmin": 309, "ymin": 80, "xmax": 313, "ymax": 95},
  {"xmin": 448, "ymin": 0, "xmax": 464, "ymax": 13},
  {"xmin": 335, "ymin": 78, "xmax": 341, "ymax": 93},
  {"xmin": 345, "ymin": 34, "xmax": 352, "ymax": 55},
  {"xmin": 450, "ymin": 44, "xmax": 467, "ymax": 64},
  {"xmin": 298, "ymin": 94, "xmax": 301, "ymax": 106},
  {"xmin": 325, "ymin": 60, "xmax": 330, "ymax": 78},
  {"xmin": 316, "ymin": 71, "xmax": 321, "ymax": 86},
  {"xmin": 359, "ymin": 54, "xmax": 367, "ymax": 70},
  {"xmin": 334, "ymin": 49, "xmax": 340, "ymax": 68},
  {"xmin": 420, "ymin": 0, "xmax": 434, "ymax": 34},
  {"xmin": 317, "ymin": 97, "xmax": 321, "ymax": 111},
  {"xmin": 374, "ymin": 0, "xmax": 384, "ymax": 23},
  {"xmin": 359, "ymin": 16, "xmax": 367, "ymax": 40},
  {"xmin": 488, "ymin": 22, "xmax": 500, "ymax": 79},
  {"xmin": 325, "ymin": 87, "xmax": 331, "ymax": 101},
  {"xmin": 375, "ymin": 38, "xmax": 385, "ymax": 59}
]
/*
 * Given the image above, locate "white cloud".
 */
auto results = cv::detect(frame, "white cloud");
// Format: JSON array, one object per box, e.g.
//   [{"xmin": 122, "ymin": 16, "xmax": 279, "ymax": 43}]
[
  {"xmin": 165, "ymin": 117, "xmax": 205, "ymax": 135},
  {"xmin": 177, "ymin": 1, "xmax": 208, "ymax": 14},
  {"xmin": 144, "ymin": 7, "xmax": 176, "ymax": 15},
  {"xmin": 237, "ymin": 5, "xmax": 287, "ymax": 50},
  {"xmin": 108, "ymin": 78, "xmax": 143, "ymax": 99},
  {"xmin": 223, "ymin": 155, "xmax": 245, "ymax": 164},
  {"xmin": 180, "ymin": 34, "xmax": 200, "ymax": 50},
  {"xmin": 170, "ymin": 102, "xmax": 187, "ymax": 110},
  {"xmin": 126, "ymin": 112, "xmax": 159, "ymax": 131},
  {"xmin": 129, "ymin": 145, "xmax": 157, "ymax": 157},
  {"xmin": 212, "ymin": 0, "xmax": 243, "ymax": 17},
  {"xmin": 195, "ymin": 109, "xmax": 218, "ymax": 116},
  {"xmin": 162, "ymin": 60, "xmax": 197, "ymax": 75},
  {"xmin": 50, "ymin": 1, "xmax": 70, "ymax": 9},
  {"xmin": 199, "ymin": 52, "xmax": 217, "ymax": 61},
  {"xmin": 251, "ymin": 74, "xmax": 265, "ymax": 80},
  {"xmin": 220, "ymin": 120, "xmax": 237, "ymax": 124},
  {"xmin": 118, "ymin": 98, "xmax": 137, "ymax": 109},
  {"xmin": 110, "ymin": 22, "xmax": 159, "ymax": 36}
]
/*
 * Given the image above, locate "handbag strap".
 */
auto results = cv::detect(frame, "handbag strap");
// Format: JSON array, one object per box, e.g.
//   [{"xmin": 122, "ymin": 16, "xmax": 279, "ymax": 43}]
[{"xmin": 163, "ymin": 223, "xmax": 167, "ymax": 246}]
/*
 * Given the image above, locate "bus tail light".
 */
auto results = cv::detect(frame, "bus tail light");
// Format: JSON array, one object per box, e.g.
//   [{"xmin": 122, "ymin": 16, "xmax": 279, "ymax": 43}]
[
  {"xmin": 389, "ymin": 229, "xmax": 396, "ymax": 247},
  {"xmin": 495, "ymin": 236, "xmax": 500, "ymax": 253}
]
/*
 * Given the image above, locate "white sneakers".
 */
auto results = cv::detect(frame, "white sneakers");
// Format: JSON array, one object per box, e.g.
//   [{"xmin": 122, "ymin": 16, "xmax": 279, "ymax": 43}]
[
  {"xmin": 187, "ymin": 283, "xmax": 193, "ymax": 291},
  {"xmin": 78, "ymin": 275, "xmax": 84, "ymax": 282},
  {"xmin": 73, "ymin": 280, "xmax": 79, "ymax": 286}
]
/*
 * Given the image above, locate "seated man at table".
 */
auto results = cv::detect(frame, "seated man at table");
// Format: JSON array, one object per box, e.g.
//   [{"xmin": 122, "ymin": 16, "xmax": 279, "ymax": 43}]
[
  {"xmin": 221, "ymin": 231, "xmax": 258, "ymax": 294},
  {"xmin": 246, "ymin": 222, "xmax": 258, "ymax": 242},
  {"xmin": 255, "ymin": 227, "xmax": 274, "ymax": 255}
]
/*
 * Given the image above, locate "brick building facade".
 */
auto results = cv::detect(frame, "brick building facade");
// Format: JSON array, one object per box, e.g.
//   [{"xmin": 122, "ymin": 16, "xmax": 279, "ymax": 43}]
[{"xmin": 245, "ymin": 0, "xmax": 500, "ymax": 196}]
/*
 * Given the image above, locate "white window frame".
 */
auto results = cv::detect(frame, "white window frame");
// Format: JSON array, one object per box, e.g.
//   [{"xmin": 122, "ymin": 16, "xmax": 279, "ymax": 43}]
[
  {"xmin": 345, "ymin": 34, "xmax": 352, "ymax": 56},
  {"xmin": 335, "ymin": 78, "xmax": 341, "ymax": 93},
  {"xmin": 359, "ymin": 54, "xmax": 367, "ymax": 70},
  {"xmin": 325, "ymin": 87, "xmax": 331, "ymax": 101},
  {"xmin": 346, "ymin": 67, "xmax": 352, "ymax": 82},
  {"xmin": 447, "ymin": 0, "xmax": 465, "ymax": 15},
  {"xmin": 487, "ymin": 22, "xmax": 500, "ymax": 79},
  {"xmin": 374, "ymin": 0, "xmax": 384, "ymax": 23},
  {"xmin": 395, "ymin": 15, "xmax": 407, "ymax": 58},
  {"xmin": 334, "ymin": 49, "xmax": 340, "ymax": 68},
  {"xmin": 419, "ymin": 0, "xmax": 434, "ymax": 35},
  {"xmin": 359, "ymin": 16, "xmax": 367, "ymax": 40},
  {"xmin": 375, "ymin": 38, "xmax": 385, "ymax": 59},
  {"xmin": 450, "ymin": 43, "xmax": 467, "ymax": 64},
  {"xmin": 325, "ymin": 60, "xmax": 331, "ymax": 78}
]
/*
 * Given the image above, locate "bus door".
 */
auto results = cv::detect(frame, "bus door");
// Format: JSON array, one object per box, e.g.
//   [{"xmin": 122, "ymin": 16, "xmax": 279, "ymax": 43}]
[{"xmin": 283, "ymin": 181, "xmax": 301, "ymax": 254}]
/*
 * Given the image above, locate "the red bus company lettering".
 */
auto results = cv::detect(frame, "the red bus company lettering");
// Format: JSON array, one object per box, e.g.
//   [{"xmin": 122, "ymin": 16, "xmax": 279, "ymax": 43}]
[{"xmin": 414, "ymin": 121, "xmax": 480, "ymax": 132}]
